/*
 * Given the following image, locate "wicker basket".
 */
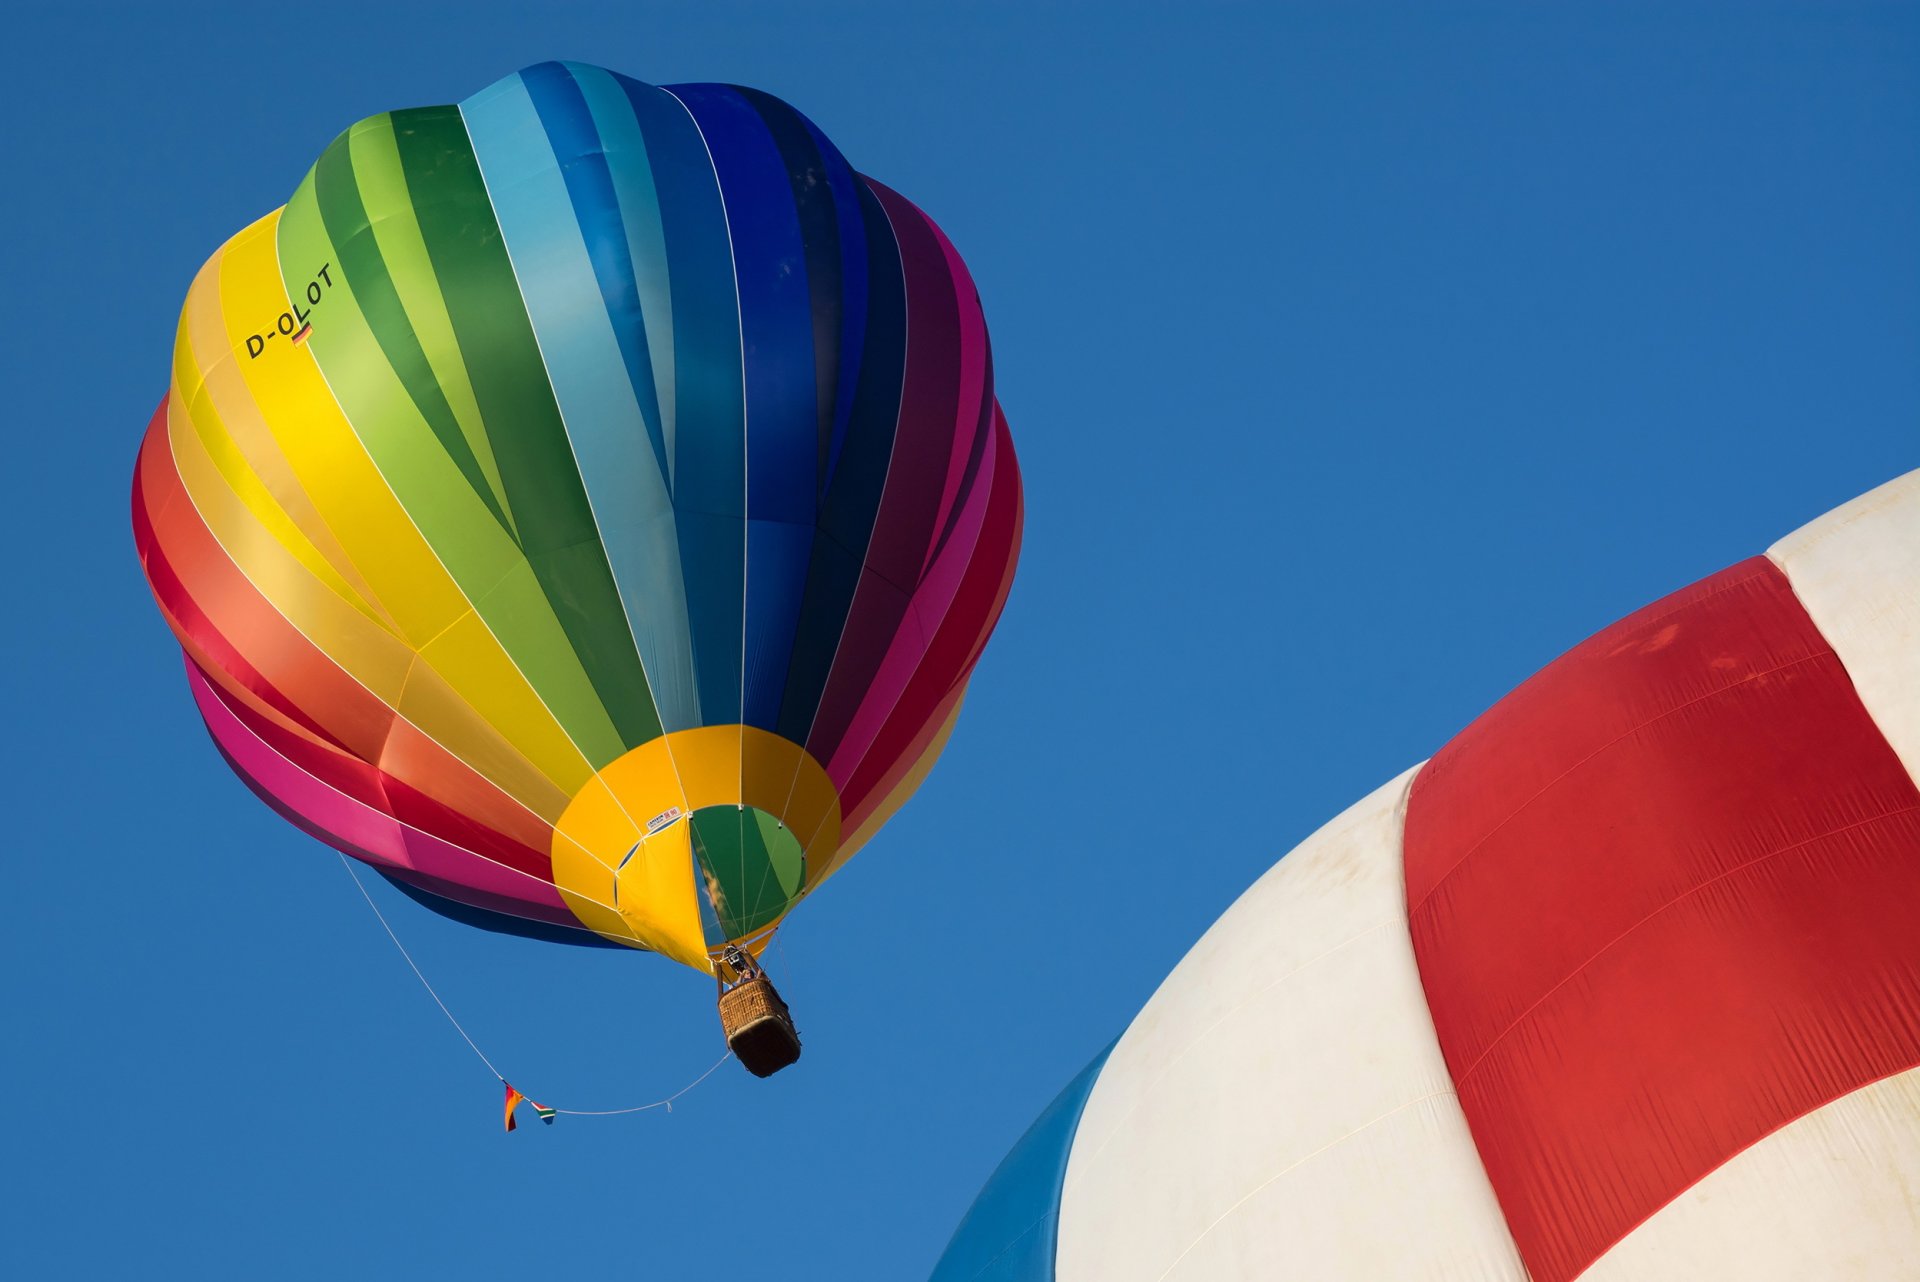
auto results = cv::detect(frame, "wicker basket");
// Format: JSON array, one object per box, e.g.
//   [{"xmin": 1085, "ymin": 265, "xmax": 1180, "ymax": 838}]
[{"xmin": 719, "ymin": 975, "xmax": 802, "ymax": 1077}]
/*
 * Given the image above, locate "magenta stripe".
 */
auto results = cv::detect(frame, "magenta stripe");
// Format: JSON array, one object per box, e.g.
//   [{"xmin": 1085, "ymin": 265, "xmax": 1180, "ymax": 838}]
[
  {"xmin": 189, "ymin": 663, "xmax": 575, "ymax": 918},
  {"xmin": 806, "ymin": 181, "xmax": 966, "ymax": 773},
  {"xmin": 919, "ymin": 204, "xmax": 989, "ymax": 578},
  {"xmin": 829, "ymin": 421, "xmax": 1000, "ymax": 780}
]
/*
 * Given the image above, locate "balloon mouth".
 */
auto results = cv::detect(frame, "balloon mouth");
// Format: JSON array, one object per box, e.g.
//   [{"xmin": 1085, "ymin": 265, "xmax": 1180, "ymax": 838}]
[
  {"xmin": 546, "ymin": 725, "xmax": 842, "ymax": 972},
  {"xmin": 687, "ymin": 803, "xmax": 808, "ymax": 948}
]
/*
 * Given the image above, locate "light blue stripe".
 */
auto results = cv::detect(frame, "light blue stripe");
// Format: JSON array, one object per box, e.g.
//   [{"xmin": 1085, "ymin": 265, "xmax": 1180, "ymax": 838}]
[
  {"xmin": 460, "ymin": 73, "xmax": 702, "ymax": 732},
  {"xmin": 567, "ymin": 62, "xmax": 680, "ymax": 486},
  {"xmin": 929, "ymin": 1043, "xmax": 1116, "ymax": 1282},
  {"xmin": 522, "ymin": 62, "xmax": 670, "ymax": 484}
]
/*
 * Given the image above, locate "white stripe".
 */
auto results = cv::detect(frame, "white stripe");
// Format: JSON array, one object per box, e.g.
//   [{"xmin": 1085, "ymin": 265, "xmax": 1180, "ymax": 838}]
[
  {"xmin": 1768, "ymin": 469, "xmax": 1920, "ymax": 787},
  {"xmin": 1055, "ymin": 766, "xmax": 1527, "ymax": 1282},
  {"xmin": 1580, "ymin": 1065, "xmax": 1920, "ymax": 1280}
]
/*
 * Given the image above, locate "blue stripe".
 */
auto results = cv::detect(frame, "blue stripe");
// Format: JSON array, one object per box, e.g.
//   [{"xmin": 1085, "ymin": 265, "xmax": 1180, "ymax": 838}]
[
  {"xmin": 459, "ymin": 71, "xmax": 699, "ymax": 731},
  {"xmin": 800, "ymin": 113, "xmax": 869, "ymax": 495},
  {"xmin": 776, "ymin": 182, "xmax": 907, "ymax": 744},
  {"xmin": 637, "ymin": 82, "xmax": 747, "ymax": 727},
  {"xmin": 571, "ymin": 65, "xmax": 681, "ymax": 486},
  {"xmin": 524, "ymin": 62, "xmax": 670, "ymax": 481},
  {"xmin": 380, "ymin": 872, "xmax": 627, "ymax": 949},
  {"xmin": 671, "ymin": 84, "xmax": 820, "ymax": 732}
]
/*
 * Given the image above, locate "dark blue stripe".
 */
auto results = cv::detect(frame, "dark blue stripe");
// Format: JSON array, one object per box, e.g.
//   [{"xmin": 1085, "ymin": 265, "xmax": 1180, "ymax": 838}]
[
  {"xmin": 776, "ymin": 181, "xmax": 907, "ymax": 744},
  {"xmin": 671, "ymin": 84, "xmax": 823, "ymax": 732},
  {"xmin": 734, "ymin": 87, "xmax": 859, "ymax": 496},
  {"xmin": 380, "ymin": 871, "xmax": 627, "ymax": 950},
  {"xmin": 799, "ymin": 113, "xmax": 869, "ymax": 495}
]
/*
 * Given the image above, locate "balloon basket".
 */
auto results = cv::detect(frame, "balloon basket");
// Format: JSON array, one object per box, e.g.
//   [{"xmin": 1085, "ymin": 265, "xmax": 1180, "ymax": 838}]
[{"xmin": 719, "ymin": 975, "xmax": 802, "ymax": 1078}]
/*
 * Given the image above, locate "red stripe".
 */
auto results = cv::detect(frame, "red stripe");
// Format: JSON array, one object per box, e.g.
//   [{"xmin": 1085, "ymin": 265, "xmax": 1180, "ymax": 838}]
[
  {"xmin": 199, "ymin": 656, "xmax": 553, "ymax": 882},
  {"xmin": 136, "ymin": 398, "xmax": 559, "ymax": 875},
  {"xmin": 1404, "ymin": 557, "xmax": 1920, "ymax": 1282},
  {"xmin": 133, "ymin": 408, "xmax": 347, "ymax": 750}
]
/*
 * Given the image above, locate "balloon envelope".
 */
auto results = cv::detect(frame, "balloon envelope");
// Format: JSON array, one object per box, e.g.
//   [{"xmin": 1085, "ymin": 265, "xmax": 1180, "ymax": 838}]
[
  {"xmin": 934, "ymin": 472, "xmax": 1920, "ymax": 1282},
  {"xmin": 133, "ymin": 62, "xmax": 1022, "ymax": 973}
]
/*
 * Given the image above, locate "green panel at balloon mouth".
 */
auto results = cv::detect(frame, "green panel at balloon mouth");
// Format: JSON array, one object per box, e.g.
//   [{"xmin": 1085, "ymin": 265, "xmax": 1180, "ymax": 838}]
[{"xmin": 689, "ymin": 804, "xmax": 805, "ymax": 942}]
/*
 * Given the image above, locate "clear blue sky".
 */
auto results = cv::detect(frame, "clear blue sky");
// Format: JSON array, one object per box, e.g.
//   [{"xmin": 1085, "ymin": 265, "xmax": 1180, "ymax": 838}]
[{"xmin": 5, "ymin": 3, "xmax": 1915, "ymax": 1278}]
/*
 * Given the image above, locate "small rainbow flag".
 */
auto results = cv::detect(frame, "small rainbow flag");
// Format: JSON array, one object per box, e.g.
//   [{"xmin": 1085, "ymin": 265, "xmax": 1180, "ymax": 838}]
[{"xmin": 503, "ymin": 1082, "xmax": 556, "ymax": 1131}]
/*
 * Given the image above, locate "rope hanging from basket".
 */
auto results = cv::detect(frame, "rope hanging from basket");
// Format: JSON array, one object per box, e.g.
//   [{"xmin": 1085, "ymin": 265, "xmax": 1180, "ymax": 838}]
[{"xmin": 337, "ymin": 853, "xmax": 732, "ymax": 1131}]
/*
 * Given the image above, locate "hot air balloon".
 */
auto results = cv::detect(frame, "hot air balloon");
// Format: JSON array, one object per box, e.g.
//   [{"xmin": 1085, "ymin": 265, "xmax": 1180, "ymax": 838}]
[
  {"xmin": 132, "ymin": 62, "xmax": 1021, "ymax": 1076},
  {"xmin": 934, "ymin": 471, "xmax": 1920, "ymax": 1280}
]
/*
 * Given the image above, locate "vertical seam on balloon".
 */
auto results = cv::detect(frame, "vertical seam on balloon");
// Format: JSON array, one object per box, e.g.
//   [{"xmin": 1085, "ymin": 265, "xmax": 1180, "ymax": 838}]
[
  {"xmin": 264, "ymin": 199, "xmax": 617, "ymax": 809},
  {"xmin": 660, "ymin": 85, "xmax": 752, "ymax": 820},
  {"xmin": 456, "ymin": 88, "xmax": 684, "ymax": 854}
]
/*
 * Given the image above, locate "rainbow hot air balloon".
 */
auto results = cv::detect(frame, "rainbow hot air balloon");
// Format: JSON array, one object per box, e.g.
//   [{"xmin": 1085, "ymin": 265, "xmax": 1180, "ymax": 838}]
[{"xmin": 132, "ymin": 62, "xmax": 1022, "ymax": 1073}]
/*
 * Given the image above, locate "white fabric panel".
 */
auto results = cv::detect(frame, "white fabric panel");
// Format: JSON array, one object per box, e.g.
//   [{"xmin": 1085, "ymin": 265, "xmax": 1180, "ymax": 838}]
[
  {"xmin": 1580, "ymin": 1065, "xmax": 1920, "ymax": 1280},
  {"xmin": 1769, "ymin": 469, "xmax": 1920, "ymax": 786},
  {"xmin": 1055, "ymin": 767, "xmax": 1527, "ymax": 1282}
]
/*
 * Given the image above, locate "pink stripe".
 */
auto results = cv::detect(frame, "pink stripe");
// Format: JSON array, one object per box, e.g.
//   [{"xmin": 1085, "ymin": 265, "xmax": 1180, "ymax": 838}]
[
  {"xmin": 921, "ymin": 208, "xmax": 989, "ymax": 574},
  {"xmin": 828, "ymin": 422, "xmax": 1000, "ymax": 781},
  {"xmin": 189, "ymin": 663, "xmax": 572, "ymax": 915}
]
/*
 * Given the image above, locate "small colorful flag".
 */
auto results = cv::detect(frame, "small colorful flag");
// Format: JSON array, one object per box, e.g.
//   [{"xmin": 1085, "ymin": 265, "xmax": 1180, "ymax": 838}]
[{"xmin": 503, "ymin": 1082, "xmax": 556, "ymax": 1131}]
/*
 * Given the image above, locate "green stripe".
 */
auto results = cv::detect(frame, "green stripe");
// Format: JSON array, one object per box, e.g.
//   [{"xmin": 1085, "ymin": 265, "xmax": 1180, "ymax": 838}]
[
  {"xmin": 313, "ymin": 118, "xmax": 514, "ymax": 535},
  {"xmin": 347, "ymin": 116, "xmax": 516, "ymax": 537},
  {"xmin": 392, "ymin": 105, "xmax": 663, "ymax": 750},
  {"xmin": 277, "ymin": 118, "xmax": 628, "ymax": 766}
]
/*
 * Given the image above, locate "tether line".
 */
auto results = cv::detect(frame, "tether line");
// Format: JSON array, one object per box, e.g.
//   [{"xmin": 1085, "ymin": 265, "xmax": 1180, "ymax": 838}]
[{"xmin": 337, "ymin": 853, "xmax": 730, "ymax": 1117}]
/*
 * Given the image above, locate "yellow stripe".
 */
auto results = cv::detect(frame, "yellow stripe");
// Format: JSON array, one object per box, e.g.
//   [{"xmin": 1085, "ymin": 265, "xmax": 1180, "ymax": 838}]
[
  {"xmin": 172, "ymin": 238, "xmax": 392, "ymax": 630},
  {"xmin": 166, "ymin": 406, "xmax": 408, "ymax": 701},
  {"xmin": 211, "ymin": 214, "xmax": 470, "ymax": 642},
  {"xmin": 195, "ymin": 210, "xmax": 597, "ymax": 800},
  {"xmin": 165, "ymin": 396, "xmax": 572, "ymax": 818}
]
